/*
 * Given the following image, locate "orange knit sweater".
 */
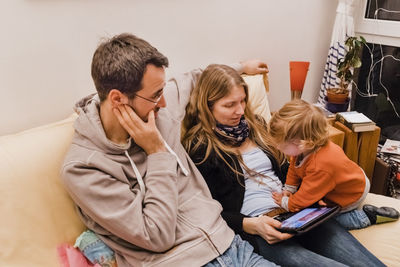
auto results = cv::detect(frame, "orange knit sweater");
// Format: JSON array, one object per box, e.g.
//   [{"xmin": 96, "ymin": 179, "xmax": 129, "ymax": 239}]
[{"xmin": 286, "ymin": 141, "xmax": 366, "ymax": 212}]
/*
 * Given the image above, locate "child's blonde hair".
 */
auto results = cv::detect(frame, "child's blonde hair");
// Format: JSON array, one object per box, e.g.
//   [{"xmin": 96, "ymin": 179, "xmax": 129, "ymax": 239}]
[{"xmin": 269, "ymin": 99, "xmax": 329, "ymax": 152}]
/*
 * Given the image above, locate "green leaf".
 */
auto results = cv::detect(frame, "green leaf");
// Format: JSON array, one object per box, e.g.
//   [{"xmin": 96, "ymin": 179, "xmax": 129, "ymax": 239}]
[
  {"xmin": 353, "ymin": 58, "xmax": 362, "ymax": 68},
  {"xmin": 337, "ymin": 35, "xmax": 366, "ymax": 85}
]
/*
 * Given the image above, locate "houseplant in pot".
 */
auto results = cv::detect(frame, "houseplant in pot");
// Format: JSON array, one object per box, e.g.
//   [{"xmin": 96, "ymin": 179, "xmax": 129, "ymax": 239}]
[{"xmin": 326, "ymin": 35, "xmax": 366, "ymax": 112}]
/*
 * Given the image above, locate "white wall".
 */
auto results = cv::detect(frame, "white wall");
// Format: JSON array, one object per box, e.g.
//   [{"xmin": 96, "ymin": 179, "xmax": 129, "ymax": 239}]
[{"xmin": 0, "ymin": 0, "xmax": 337, "ymax": 135}]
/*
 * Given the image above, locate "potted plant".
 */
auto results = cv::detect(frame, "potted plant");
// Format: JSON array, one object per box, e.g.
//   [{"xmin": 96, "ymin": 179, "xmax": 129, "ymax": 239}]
[{"xmin": 326, "ymin": 36, "xmax": 366, "ymax": 108}]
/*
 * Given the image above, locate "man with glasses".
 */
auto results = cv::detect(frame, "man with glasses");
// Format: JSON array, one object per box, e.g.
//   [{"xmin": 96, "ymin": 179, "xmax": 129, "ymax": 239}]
[
  {"xmin": 61, "ymin": 33, "xmax": 273, "ymax": 267},
  {"xmin": 134, "ymin": 92, "xmax": 163, "ymax": 105}
]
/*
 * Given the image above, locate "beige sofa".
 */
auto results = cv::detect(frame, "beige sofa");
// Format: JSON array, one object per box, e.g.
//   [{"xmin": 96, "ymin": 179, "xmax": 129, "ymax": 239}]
[{"xmin": 1, "ymin": 75, "xmax": 399, "ymax": 267}]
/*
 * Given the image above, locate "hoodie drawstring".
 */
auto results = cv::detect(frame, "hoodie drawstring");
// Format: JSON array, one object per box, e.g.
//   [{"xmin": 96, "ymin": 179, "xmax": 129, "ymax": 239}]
[
  {"xmin": 124, "ymin": 142, "xmax": 189, "ymax": 194},
  {"xmin": 125, "ymin": 151, "xmax": 146, "ymax": 194},
  {"xmin": 163, "ymin": 141, "xmax": 189, "ymax": 176}
]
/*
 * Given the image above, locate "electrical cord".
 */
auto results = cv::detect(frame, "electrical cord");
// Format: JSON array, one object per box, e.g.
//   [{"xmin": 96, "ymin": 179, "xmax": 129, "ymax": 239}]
[{"xmin": 355, "ymin": 2, "xmax": 400, "ymax": 118}]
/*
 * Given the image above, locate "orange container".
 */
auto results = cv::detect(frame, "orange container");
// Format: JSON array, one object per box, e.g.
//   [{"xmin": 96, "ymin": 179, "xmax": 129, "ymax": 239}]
[{"xmin": 290, "ymin": 61, "xmax": 310, "ymax": 92}]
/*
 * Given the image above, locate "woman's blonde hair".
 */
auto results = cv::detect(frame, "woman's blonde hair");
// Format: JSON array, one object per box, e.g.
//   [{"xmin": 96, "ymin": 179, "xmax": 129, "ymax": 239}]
[
  {"xmin": 269, "ymin": 99, "xmax": 329, "ymax": 152},
  {"xmin": 181, "ymin": 64, "xmax": 285, "ymax": 181}
]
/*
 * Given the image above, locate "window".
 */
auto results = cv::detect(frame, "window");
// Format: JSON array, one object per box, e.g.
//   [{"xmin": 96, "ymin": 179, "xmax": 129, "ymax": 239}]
[
  {"xmin": 355, "ymin": 0, "xmax": 400, "ymax": 46},
  {"xmin": 353, "ymin": 1, "xmax": 400, "ymax": 139},
  {"xmin": 365, "ymin": 0, "xmax": 400, "ymax": 21}
]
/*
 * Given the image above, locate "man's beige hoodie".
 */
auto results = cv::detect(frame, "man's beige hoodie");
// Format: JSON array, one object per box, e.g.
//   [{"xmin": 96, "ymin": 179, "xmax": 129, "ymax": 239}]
[{"xmin": 61, "ymin": 66, "xmax": 241, "ymax": 267}]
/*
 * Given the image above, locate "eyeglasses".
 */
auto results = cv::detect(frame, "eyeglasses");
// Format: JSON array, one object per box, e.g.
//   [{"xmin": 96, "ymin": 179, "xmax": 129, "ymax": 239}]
[{"xmin": 134, "ymin": 93, "xmax": 163, "ymax": 105}]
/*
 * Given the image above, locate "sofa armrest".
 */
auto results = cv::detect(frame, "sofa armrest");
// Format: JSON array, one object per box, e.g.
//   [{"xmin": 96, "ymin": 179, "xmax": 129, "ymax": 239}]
[{"xmin": 0, "ymin": 114, "xmax": 85, "ymax": 267}]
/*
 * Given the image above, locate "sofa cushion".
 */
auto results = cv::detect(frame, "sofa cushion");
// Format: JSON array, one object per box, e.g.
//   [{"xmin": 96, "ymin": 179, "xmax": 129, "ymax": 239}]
[
  {"xmin": 0, "ymin": 114, "xmax": 85, "ymax": 267},
  {"xmin": 242, "ymin": 74, "xmax": 271, "ymax": 122}
]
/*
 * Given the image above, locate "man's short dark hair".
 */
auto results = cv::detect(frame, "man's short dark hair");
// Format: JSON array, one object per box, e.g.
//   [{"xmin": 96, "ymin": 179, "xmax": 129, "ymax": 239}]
[{"xmin": 91, "ymin": 33, "xmax": 169, "ymax": 101}]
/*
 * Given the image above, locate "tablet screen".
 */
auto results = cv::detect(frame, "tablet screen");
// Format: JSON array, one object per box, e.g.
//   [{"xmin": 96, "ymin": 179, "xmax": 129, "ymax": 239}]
[{"xmin": 280, "ymin": 207, "xmax": 333, "ymax": 229}]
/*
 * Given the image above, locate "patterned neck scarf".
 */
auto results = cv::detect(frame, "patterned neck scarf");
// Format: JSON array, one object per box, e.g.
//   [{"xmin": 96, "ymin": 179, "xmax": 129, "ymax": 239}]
[{"xmin": 214, "ymin": 116, "xmax": 249, "ymax": 147}]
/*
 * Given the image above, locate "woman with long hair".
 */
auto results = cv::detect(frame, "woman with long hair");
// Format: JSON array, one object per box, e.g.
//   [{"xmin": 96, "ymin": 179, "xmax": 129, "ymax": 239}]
[{"xmin": 181, "ymin": 64, "xmax": 384, "ymax": 266}]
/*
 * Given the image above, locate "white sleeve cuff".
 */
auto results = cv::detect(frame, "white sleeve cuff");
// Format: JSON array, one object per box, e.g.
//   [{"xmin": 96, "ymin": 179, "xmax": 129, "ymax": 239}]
[
  {"xmin": 281, "ymin": 196, "xmax": 289, "ymax": 211},
  {"xmin": 284, "ymin": 184, "xmax": 298, "ymax": 194}
]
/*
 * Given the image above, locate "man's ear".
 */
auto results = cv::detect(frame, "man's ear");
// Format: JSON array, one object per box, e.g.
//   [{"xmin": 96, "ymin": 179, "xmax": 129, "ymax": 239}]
[{"xmin": 108, "ymin": 89, "xmax": 128, "ymax": 108}]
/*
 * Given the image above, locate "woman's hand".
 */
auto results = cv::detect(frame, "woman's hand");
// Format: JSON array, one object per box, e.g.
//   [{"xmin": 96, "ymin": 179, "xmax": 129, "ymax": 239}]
[
  {"xmin": 240, "ymin": 59, "xmax": 269, "ymax": 75},
  {"xmin": 243, "ymin": 216, "xmax": 293, "ymax": 244}
]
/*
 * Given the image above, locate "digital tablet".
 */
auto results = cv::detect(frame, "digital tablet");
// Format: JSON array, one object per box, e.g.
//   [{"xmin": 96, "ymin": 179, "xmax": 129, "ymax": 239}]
[{"xmin": 274, "ymin": 205, "xmax": 340, "ymax": 235}]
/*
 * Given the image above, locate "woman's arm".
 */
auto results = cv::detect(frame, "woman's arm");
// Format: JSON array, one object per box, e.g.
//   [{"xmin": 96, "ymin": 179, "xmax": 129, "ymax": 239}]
[
  {"xmin": 191, "ymin": 147, "xmax": 248, "ymax": 234},
  {"xmin": 164, "ymin": 60, "xmax": 268, "ymax": 122},
  {"xmin": 221, "ymin": 211, "xmax": 247, "ymax": 234}
]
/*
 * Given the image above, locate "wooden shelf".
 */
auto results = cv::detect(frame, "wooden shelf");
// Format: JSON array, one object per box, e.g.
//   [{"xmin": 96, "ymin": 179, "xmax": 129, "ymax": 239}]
[{"xmin": 333, "ymin": 121, "xmax": 381, "ymax": 181}]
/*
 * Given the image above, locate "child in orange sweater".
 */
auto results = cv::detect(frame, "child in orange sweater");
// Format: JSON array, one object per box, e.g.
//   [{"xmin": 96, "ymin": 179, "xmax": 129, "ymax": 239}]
[{"xmin": 269, "ymin": 99, "xmax": 399, "ymax": 230}]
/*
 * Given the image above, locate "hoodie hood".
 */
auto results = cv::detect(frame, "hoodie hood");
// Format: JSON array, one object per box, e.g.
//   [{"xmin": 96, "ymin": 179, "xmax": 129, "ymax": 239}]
[{"xmin": 72, "ymin": 93, "xmax": 131, "ymax": 155}]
